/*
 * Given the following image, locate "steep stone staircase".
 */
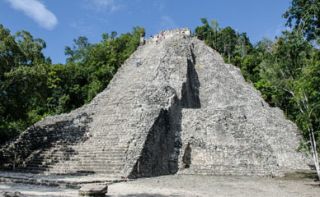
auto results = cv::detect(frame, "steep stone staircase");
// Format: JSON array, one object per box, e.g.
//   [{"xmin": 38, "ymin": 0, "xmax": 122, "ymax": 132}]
[
  {"xmin": 0, "ymin": 29, "xmax": 311, "ymax": 185},
  {"xmin": 0, "ymin": 29, "xmax": 195, "ymax": 180}
]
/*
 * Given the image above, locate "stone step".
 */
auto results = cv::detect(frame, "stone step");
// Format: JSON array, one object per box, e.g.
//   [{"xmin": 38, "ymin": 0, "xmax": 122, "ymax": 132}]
[
  {"xmin": 0, "ymin": 171, "xmax": 124, "ymax": 189},
  {"xmin": 23, "ymin": 165, "xmax": 123, "ymax": 171},
  {"xmin": 70, "ymin": 148, "xmax": 128, "ymax": 152},
  {"xmin": 183, "ymin": 164, "xmax": 275, "ymax": 176},
  {"xmin": 26, "ymin": 154, "xmax": 126, "ymax": 163},
  {"xmin": 49, "ymin": 170, "xmax": 122, "ymax": 175},
  {"xmin": 27, "ymin": 150, "xmax": 128, "ymax": 157},
  {"xmin": 26, "ymin": 160, "xmax": 125, "ymax": 166},
  {"xmin": 68, "ymin": 154, "xmax": 126, "ymax": 158},
  {"xmin": 49, "ymin": 167, "xmax": 123, "ymax": 173},
  {"xmin": 59, "ymin": 155, "xmax": 125, "ymax": 159},
  {"xmin": 25, "ymin": 157, "xmax": 125, "ymax": 165},
  {"xmin": 52, "ymin": 161, "xmax": 125, "ymax": 167},
  {"xmin": 22, "ymin": 164, "xmax": 124, "ymax": 174},
  {"xmin": 34, "ymin": 152, "xmax": 127, "ymax": 157},
  {"xmin": 49, "ymin": 160, "xmax": 125, "ymax": 165},
  {"xmin": 49, "ymin": 166, "xmax": 123, "ymax": 172},
  {"xmin": 25, "ymin": 157, "xmax": 125, "ymax": 166}
]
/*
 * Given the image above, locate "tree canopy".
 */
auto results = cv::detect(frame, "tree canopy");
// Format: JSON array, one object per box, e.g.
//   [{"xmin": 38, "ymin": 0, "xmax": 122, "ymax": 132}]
[{"xmin": 284, "ymin": 0, "xmax": 320, "ymax": 41}]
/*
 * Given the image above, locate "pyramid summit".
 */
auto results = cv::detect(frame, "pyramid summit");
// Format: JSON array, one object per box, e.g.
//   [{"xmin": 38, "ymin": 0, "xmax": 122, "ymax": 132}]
[{"xmin": 0, "ymin": 28, "xmax": 311, "ymax": 179}]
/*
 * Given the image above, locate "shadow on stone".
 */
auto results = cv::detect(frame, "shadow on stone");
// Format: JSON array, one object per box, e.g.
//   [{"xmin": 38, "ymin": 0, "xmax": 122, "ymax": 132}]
[
  {"xmin": 182, "ymin": 143, "xmax": 192, "ymax": 168},
  {"xmin": 181, "ymin": 58, "xmax": 201, "ymax": 109},
  {"xmin": 0, "ymin": 113, "xmax": 92, "ymax": 173},
  {"xmin": 130, "ymin": 53, "xmax": 201, "ymax": 178},
  {"xmin": 129, "ymin": 95, "xmax": 182, "ymax": 178}
]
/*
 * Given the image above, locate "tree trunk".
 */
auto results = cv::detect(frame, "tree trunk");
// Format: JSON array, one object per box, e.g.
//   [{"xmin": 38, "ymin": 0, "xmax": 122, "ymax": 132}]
[{"xmin": 310, "ymin": 129, "xmax": 320, "ymax": 180}]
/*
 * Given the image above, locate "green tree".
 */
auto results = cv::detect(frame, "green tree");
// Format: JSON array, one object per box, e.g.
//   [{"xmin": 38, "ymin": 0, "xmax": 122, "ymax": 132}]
[
  {"xmin": 284, "ymin": 0, "xmax": 320, "ymax": 41},
  {"xmin": 257, "ymin": 29, "xmax": 320, "ymax": 180},
  {"xmin": 194, "ymin": 18, "xmax": 211, "ymax": 41},
  {"xmin": 65, "ymin": 36, "xmax": 91, "ymax": 63},
  {"xmin": 218, "ymin": 27, "xmax": 238, "ymax": 62},
  {"xmin": 0, "ymin": 25, "xmax": 23, "ymax": 80},
  {"xmin": 258, "ymin": 30, "xmax": 311, "ymax": 115},
  {"xmin": 292, "ymin": 51, "xmax": 320, "ymax": 180},
  {"xmin": 0, "ymin": 24, "xmax": 144, "ymax": 144},
  {"xmin": 0, "ymin": 25, "xmax": 49, "ymax": 143}
]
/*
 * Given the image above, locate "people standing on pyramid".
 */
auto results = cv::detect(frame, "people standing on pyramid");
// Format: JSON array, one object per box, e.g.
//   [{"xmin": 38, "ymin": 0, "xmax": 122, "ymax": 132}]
[
  {"xmin": 182, "ymin": 30, "xmax": 186, "ymax": 39},
  {"xmin": 140, "ymin": 36, "xmax": 145, "ymax": 46}
]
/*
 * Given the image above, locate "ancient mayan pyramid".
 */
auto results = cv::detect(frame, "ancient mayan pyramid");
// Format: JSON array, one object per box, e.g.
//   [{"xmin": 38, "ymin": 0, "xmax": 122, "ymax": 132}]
[{"xmin": 0, "ymin": 29, "xmax": 311, "ymax": 178}]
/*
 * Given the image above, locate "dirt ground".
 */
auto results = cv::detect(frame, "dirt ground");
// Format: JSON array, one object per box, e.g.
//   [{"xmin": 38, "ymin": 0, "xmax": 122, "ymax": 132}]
[{"xmin": 1, "ymin": 175, "xmax": 320, "ymax": 197}]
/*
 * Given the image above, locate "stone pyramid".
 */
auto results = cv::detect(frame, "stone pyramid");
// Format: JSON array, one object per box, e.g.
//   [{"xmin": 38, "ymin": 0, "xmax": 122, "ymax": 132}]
[{"xmin": 0, "ymin": 29, "xmax": 311, "ymax": 178}]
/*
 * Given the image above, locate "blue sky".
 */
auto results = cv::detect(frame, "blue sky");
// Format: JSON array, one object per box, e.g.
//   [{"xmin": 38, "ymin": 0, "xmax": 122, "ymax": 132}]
[{"xmin": 0, "ymin": 0, "xmax": 291, "ymax": 64}]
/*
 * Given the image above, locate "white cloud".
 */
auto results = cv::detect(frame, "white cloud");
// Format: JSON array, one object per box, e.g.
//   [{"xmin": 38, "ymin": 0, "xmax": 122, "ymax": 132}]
[
  {"xmin": 5, "ymin": 0, "xmax": 58, "ymax": 30},
  {"xmin": 87, "ymin": 0, "xmax": 122, "ymax": 12}
]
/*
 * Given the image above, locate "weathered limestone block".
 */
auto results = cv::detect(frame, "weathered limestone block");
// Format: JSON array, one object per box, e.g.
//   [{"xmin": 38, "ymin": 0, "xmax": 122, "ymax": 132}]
[{"xmin": 79, "ymin": 184, "xmax": 108, "ymax": 196}]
